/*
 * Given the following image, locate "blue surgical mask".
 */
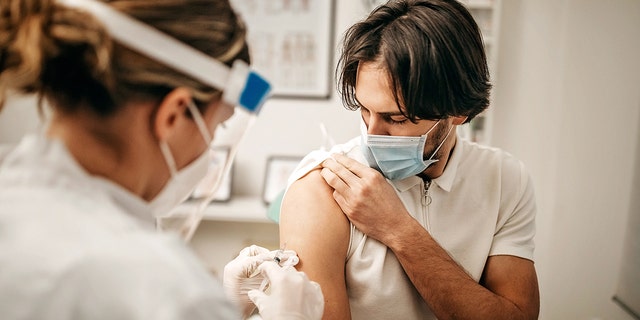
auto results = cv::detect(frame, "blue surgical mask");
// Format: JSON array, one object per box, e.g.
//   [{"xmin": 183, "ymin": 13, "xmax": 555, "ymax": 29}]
[{"xmin": 361, "ymin": 119, "xmax": 453, "ymax": 180}]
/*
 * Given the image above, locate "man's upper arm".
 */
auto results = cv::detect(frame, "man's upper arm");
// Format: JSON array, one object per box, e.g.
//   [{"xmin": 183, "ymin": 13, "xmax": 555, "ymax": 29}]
[{"xmin": 280, "ymin": 169, "xmax": 351, "ymax": 319}]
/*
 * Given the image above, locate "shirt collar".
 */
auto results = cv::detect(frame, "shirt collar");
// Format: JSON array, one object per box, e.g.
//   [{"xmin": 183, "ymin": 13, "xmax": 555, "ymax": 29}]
[
  {"xmin": 391, "ymin": 133, "xmax": 464, "ymax": 193},
  {"xmin": 92, "ymin": 175, "xmax": 156, "ymax": 225}
]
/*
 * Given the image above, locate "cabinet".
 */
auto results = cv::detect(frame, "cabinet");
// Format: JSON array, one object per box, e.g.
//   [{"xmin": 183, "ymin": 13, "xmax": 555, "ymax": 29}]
[{"xmin": 174, "ymin": 196, "xmax": 272, "ymax": 223}]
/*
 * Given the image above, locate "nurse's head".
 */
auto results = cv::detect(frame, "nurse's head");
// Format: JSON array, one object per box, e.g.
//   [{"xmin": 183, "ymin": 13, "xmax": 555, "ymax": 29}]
[{"xmin": 0, "ymin": 0, "xmax": 254, "ymax": 202}]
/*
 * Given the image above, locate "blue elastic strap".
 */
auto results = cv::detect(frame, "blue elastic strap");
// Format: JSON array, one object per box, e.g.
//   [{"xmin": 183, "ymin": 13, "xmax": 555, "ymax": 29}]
[{"xmin": 240, "ymin": 72, "xmax": 271, "ymax": 113}]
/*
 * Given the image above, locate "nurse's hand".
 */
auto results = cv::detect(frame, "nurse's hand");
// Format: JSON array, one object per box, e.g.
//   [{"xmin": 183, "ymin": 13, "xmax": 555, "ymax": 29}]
[
  {"xmin": 320, "ymin": 153, "xmax": 414, "ymax": 244},
  {"xmin": 223, "ymin": 245, "xmax": 299, "ymax": 317},
  {"xmin": 249, "ymin": 261, "xmax": 324, "ymax": 320}
]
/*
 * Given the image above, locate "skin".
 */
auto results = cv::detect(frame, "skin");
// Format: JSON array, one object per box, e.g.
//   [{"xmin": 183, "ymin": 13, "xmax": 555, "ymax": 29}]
[
  {"xmin": 281, "ymin": 62, "xmax": 539, "ymax": 319},
  {"xmin": 46, "ymin": 88, "xmax": 233, "ymax": 201}
]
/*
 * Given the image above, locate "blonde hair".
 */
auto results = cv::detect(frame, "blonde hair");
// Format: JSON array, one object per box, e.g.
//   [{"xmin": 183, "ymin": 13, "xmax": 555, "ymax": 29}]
[{"xmin": 0, "ymin": 0, "xmax": 249, "ymax": 115}]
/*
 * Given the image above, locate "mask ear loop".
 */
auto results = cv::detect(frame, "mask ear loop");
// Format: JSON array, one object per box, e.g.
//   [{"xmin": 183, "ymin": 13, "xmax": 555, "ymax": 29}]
[
  {"xmin": 186, "ymin": 101, "xmax": 213, "ymax": 144},
  {"xmin": 175, "ymin": 101, "xmax": 218, "ymax": 242},
  {"xmin": 158, "ymin": 101, "xmax": 212, "ymax": 179},
  {"xmin": 426, "ymin": 124, "xmax": 454, "ymax": 161},
  {"xmin": 425, "ymin": 119, "xmax": 441, "ymax": 135},
  {"xmin": 159, "ymin": 142, "xmax": 178, "ymax": 176}
]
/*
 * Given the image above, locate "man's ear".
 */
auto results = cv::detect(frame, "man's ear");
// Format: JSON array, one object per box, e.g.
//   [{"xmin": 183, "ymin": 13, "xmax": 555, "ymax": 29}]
[
  {"xmin": 153, "ymin": 88, "xmax": 193, "ymax": 141},
  {"xmin": 452, "ymin": 115, "xmax": 469, "ymax": 125}
]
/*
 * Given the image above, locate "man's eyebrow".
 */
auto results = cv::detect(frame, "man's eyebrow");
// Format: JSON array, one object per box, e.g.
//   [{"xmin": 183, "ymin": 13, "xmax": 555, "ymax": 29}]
[
  {"xmin": 380, "ymin": 111, "xmax": 406, "ymax": 117},
  {"xmin": 377, "ymin": 107, "xmax": 407, "ymax": 117},
  {"xmin": 355, "ymin": 96, "xmax": 406, "ymax": 117}
]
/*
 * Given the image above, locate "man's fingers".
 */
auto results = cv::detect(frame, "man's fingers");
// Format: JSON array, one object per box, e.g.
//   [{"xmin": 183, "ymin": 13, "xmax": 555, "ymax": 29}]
[
  {"xmin": 321, "ymin": 156, "xmax": 360, "ymax": 185},
  {"xmin": 320, "ymin": 167, "xmax": 349, "ymax": 194},
  {"xmin": 330, "ymin": 153, "xmax": 370, "ymax": 177}
]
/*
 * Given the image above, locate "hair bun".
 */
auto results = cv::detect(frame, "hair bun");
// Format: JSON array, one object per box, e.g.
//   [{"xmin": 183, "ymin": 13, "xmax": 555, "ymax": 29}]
[
  {"xmin": 0, "ymin": 0, "xmax": 53, "ymax": 108},
  {"xmin": 0, "ymin": 0, "xmax": 113, "ymax": 110}
]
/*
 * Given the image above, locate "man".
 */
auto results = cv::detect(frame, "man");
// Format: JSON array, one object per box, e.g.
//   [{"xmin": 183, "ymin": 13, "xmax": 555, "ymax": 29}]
[{"xmin": 279, "ymin": 0, "xmax": 540, "ymax": 319}]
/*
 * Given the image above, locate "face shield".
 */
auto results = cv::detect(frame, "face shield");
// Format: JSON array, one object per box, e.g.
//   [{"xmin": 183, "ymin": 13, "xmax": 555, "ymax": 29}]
[
  {"xmin": 58, "ymin": 0, "xmax": 271, "ymax": 241},
  {"xmin": 174, "ymin": 63, "xmax": 270, "ymax": 241},
  {"xmin": 166, "ymin": 62, "xmax": 269, "ymax": 241}
]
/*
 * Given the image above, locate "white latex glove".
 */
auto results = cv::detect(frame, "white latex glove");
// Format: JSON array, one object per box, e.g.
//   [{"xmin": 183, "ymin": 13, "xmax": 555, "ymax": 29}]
[
  {"xmin": 223, "ymin": 245, "xmax": 299, "ymax": 317},
  {"xmin": 248, "ymin": 261, "xmax": 324, "ymax": 320}
]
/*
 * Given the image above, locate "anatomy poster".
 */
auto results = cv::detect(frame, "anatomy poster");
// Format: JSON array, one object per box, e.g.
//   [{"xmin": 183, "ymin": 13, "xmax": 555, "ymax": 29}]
[{"xmin": 230, "ymin": 0, "xmax": 335, "ymax": 98}]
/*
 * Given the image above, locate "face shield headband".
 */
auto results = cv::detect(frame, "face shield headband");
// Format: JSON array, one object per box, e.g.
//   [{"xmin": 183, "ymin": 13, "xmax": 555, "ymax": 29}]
[
  {"xmin": 56, "ymin": 0, "xmax": 271, "ymax": 114},
  {"xmin": 58, "ymin": 0, "xmax": 272, "ymax": 241}
]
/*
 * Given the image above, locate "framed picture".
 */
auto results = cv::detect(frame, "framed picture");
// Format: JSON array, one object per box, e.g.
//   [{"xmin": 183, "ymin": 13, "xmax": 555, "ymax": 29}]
[
  {"xmin": 191, "ymin": 146, "xmax": 233, "ymax": 202},
  {"xmin": 262, "ymin": 156, "xmax": 303, "ymax": 204},
  {"xmin": 230, "ymin": 0, "xmax": 336, "ymax": 99}
]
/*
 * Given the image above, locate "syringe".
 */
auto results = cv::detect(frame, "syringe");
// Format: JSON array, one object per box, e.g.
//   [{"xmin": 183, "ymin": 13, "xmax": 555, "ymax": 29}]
[{"xmin": 258, "ymin": 242, "xmax": 287, "ymax": 291}]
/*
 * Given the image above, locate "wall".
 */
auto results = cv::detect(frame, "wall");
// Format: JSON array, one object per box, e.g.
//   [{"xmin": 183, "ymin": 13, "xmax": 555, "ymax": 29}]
[
  {"xmin": 493, "ymin": 0, "xmax": 640, "ymax": 319},
  {"xmin": 0, "ymin": 94, "xmax": 41, "ymax": 144}
]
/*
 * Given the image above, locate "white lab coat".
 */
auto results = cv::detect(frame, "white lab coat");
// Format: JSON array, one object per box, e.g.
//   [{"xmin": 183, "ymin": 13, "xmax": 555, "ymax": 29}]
[{"xmin": 0, "ymin": 134, "xmax": 239, "ymax": 320}]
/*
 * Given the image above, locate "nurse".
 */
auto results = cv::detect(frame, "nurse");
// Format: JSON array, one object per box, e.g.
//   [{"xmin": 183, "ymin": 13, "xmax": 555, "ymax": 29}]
[{"xmin": 0, "ymin": 0, "xmax": 322, "ymax": 319}]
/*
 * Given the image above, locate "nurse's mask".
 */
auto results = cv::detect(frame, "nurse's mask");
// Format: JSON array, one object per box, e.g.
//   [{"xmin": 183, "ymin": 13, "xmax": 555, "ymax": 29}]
[{"xmin": 150, "ymin": 102, "xmax": 214, "ymax": 218}]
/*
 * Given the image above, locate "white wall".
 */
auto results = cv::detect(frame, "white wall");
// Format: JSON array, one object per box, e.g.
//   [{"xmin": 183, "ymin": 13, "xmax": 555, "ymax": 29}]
[
  {"xmin": 493, "ymin": 0, "xmax": 640, "ymax": 319},
  {"xmin": 0, "ymin": 94, "xmax": 41, "ymax": 144}
]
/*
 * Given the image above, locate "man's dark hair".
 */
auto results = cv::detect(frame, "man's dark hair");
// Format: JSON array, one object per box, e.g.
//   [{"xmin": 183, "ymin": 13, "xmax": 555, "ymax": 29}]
[{"xmin": 337, "ymin": 0, "xmax": 491, "ymax": 123}]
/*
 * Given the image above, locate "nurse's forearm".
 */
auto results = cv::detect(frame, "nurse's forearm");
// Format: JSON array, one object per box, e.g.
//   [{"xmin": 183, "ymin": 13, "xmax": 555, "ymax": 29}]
[{"xmin": 384, "ymin": 221, "xmax": 529, "ymax": 320}]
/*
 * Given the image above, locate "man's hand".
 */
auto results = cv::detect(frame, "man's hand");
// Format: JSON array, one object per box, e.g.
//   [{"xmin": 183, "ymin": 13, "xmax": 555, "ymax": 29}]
[{"xmin": 320, "ymin": 153, "xmax": 414, "ymax": 243}]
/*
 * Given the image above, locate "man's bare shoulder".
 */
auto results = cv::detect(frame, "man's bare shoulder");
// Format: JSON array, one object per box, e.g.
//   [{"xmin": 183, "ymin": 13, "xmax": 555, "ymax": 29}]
[
  {"xmin": 280, "ymin": 167, "xmax": 350, "ymax": 268},
  {"xmin": 280, "ymin": 168, "xmax": 353, "ymax": 319},
  {"xmin": 281, "ymin": 168, "xmax": 348, "ymax": 226}
]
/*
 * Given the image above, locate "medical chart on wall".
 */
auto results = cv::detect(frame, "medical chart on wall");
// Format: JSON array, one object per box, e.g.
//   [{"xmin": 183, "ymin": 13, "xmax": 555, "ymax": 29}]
[{"xmin": 230, "ymin": 0, "xmax": 335, "ymax": 98}]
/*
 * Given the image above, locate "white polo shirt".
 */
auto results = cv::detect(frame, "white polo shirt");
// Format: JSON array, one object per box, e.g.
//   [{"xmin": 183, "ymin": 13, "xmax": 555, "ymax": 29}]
[{"xmin": 287, "ymin": 133, "xmax": 536, "ymax": 320}]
